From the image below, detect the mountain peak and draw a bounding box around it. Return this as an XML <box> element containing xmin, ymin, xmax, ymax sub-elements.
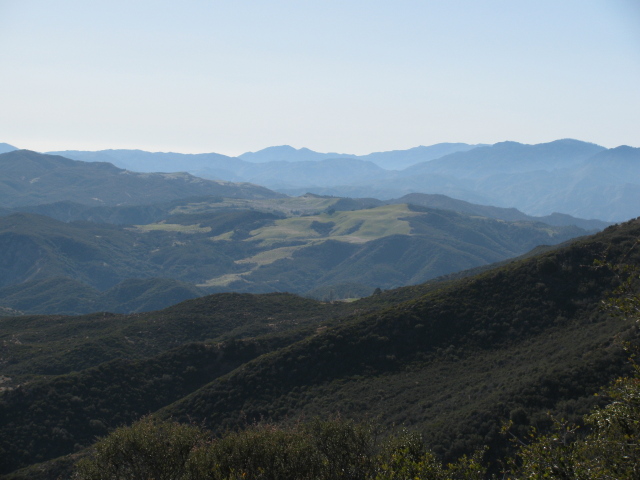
<box><xmin>240</xmin><ymin>145</ymin><xmax>300</xmax><ymax>156</ymax></box>
<box><xmin>0</xmin><ymin>142</ymin><xmax>18</xmax><ymax>154</ymax></box>
<box><xmin>239</xmin><ymin>146</ymin><xmax>355</xmax><ymax>163</ymax></box>
<box><xmin>610</xmin><ymin>145</ymin><xmax>639</xmax><ymax>153</ymax></box>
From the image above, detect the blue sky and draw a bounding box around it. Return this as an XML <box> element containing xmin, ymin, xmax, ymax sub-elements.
<box><xmin>1</xmin><ymin>0</ymin><xmax>639</xmax><ymax>156</ymax></box>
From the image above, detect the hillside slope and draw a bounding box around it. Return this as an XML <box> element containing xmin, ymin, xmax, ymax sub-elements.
<box><xmin>0</xmin><ymin>150</ymin><xmax>282</xmax><ymax>208</ymax></box>
<box><xmin>0</xmin><ymin>203</ymin><xmax>589</xmax><ymax>314</ymax></box>
<box><xmin>159</xmin><ymin>219</ymin><xmax>639</xmax><ymax>456</ymax></box>
<box><xmin>0</xmin><ymin>143</ymin><xmax>17</xmax><ymax>154</ymax></box>
<box><xmin>0</xmin><ymin>191</ymin><xmax>607</xmax><ymax>231</ymax></box>
<box><xmin>1</xmin><ymin>219</ymin><xmax>638</xmax><ymax>476</ymax></box>
<box><xmin>389</xmin><ymin>193</ymin><xmax>609</xmax><ymax>231</ymax></box>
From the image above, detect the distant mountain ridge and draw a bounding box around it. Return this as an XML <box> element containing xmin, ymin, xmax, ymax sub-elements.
<box><xmin>51</xmin><ymin>142</ymin><xmax>484</xmax><ymax>171</ymax></box>
<box><xmin>237</xmin><ymin>142</ymin><xmax>486</xmax><ymax>169</ymax></box>
<box><xmin>403</xmin><ymin>139</ymin><xmax>605</xmax><ymax>177</ymax></box>
<box><xmin>45</xmin><ymin>148</ymin><xmax>242</xmax><ymax>179</ymax></box>
<box><xmin>46</xmin><ymin>139</ymin><xmax>640</xmax><ymax>221</ymax></box>
<box><xmin>239</xmin><ymin>145</ymin><xmax>356</xmax><ymax>163</ymax></box>
<box><xmin>388</xmin><ymin>193</ymin><xmax>609</xmax><ymax>231</ymax></box>
<box><xmin>0</xmin><ymin>150</ymin><xmax>283</xmax><ymax>207</ymax></box>
<box><xmin>0</xmin><ymin>143</ymin><xmax>17</xmax><ymax>154</ymax></box>
<box><xmin>274</xmin><ymin>140</ymin><xmax>639</xmax><ymax>222</ymax></box>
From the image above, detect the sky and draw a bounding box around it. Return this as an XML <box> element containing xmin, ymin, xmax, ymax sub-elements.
<box><xmin>1</xmin><ymin>0</ymin><xmax>639</xmax><ymax>156</ymax></box>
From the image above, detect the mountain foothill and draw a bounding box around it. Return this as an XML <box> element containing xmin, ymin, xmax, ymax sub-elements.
<box><xmin>0</xmin><ymin>140</ymin><xmax>639</xmax><ymax>478</ymax></box>
<box><xmin>0</xmin><ymin>146</ymin><xmax>608</xmax><ymax>315</ymax></box>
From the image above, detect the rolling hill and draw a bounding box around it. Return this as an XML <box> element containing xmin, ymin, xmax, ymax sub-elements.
<box><xmin>0</xmin><ymin>191</ymin><xmax>607</xmax><ymax>231</ymax></box>
<box><xmin>0</xmin><ymin>147</ymin><xmax>613</xmax><ymax>317</ymax></box>
<box><xmin>1</xmin><ymin>217</ymin><xmax>638</xmax><ymax>477</ymax></box>
<box><xmin>0</xmin><ymin>150</ymin><xmax>283</xmax><ymax>208</ymax></box>
<box><xmin>0</xmin><ymin>201</ymin><xmax>590</xmax><ymax>314</ymax></box>
<box><xmin>0</xmin><ymin>277</ymin><xmax>207</xmax><ymax>315</ymax></box>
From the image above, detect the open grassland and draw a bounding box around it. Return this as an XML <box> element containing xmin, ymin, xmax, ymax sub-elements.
<box><xmin>247</xmin><ymin>204</ymin><xmax>421</xmax><ymax>246</ymax></box>
<box><xmin>149</xmin><ymin>204</ymin><xmax>583</xmax><ymax>292</ymax></box>
<box><xmin>169</xmin><ymin>195</ymin><xmax>340</xmax><ymax>217</ymax></box>
<box><xmin>124</xmin><ymin>205</ymin><xmax>426</xmax><ymax>290</ymax></box>
<box><xmin>196</xmin><ymin>272</ymin><xmax>250</xmax><ymax>288</ymax></box>
<box><xmin>132</xmin><ymin>222</ymin><xmax>212</xmax><ymax>234</ymax></box>
<box><xmin>234</xmin><ymin>245</ymin><xmax>312</xmax><ymax>266</ymax></box>
<box><xmin>196</xmin><ymin>205</ymin><xmax>424</xmax><ymax>286</ymax></box>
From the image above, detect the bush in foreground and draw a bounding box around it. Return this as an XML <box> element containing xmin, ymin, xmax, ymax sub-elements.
<box><xmin>73</xmin><ymin>417</ymin><xmax>486</xmax><ymax>480</ymax></box>
<box><xmin>72</xmin><ymin>366</ymin><xmax>640</xmax><ymax>480</ymax></box>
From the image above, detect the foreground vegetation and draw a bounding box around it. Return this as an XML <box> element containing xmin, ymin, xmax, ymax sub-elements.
<box><xmin>69</xmin><ymin>266</ymin><xmax>640</xmax><ymax>480</ymax></box>
<box><xmin>71</xmin><ymin>365</ymin><xmax>640</xmax><ymax>480</ymax></box>
<box><xmin>73</xmin><ymin>417</ymin><xmax>486</xmax><ymax>480</ymax></box>
<box><xmin>2</xmin><ymin>218</ymin><xmax>640</xmax><ymax>478</ymax></box>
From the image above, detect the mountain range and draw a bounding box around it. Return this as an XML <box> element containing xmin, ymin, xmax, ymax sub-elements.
<box><xmin>0</xmin><ymin>201</ymin><xmax>587</xmax><ymax>315</ymax></box>
<box><xmin>0</xmin><ymin>148</ymin><xmax>612</xmax><ymax>315</ymax></box>
<box><xmin>1</xmin><ymin>215</ymin><xmax>638</xmax><ymax>478</ymax></box>
<box><xmin>237</xmin><ymin>142</ymin><xmax>486</xmax><ymax>169</ymax></box>
<box><xmin>46</xmin><ymin>139</ymin><xmax>640</xmax><ymax>221</ymax></box>
<box><xmin>48</xmin><ymin>142</ymin><xmax>484</xmax><ymax>173</ymax></box>
<box><xmin>0</xmin><ymin>150</ymin><xmax>282</xmax><ymax>208</ymax></box>
<box><xmin>0</xmin><ymin>143</ymin><xmax>17</xmax><ymax>154</ymax></box>
<box><xmin>0</xmin><ymin>139</ymin><xmax>638</xmax><ymax>478</ymax></box>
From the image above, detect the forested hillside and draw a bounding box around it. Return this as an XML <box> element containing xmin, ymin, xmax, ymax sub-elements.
<box><xmin>0</xmin><ymin>150</ymin><xmax>282</xmax><ymax>208</ymax></box>
<box><xmin>0</xmin><ymin>202</ymin><xmax>589</xmax><ymax>314</ymax></box>
<box><xmin>0</xmin><ymin>149</ymin><xmax>611</xmax><ymax>315</ymax></box>
<box><xmin>1</xmin><ymin>218</ymin><xmax>638</xmax><ymax>478</ymax></box>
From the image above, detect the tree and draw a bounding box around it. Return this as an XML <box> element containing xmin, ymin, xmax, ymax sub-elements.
<box><xmin>509</xmin><ymin>372</ymin><xmax>640</xmax><ymax>479</ymax></box>
<box><xmin>508</xmin><ymin>260</ymin><xmax>640</xmax><ymax>479</ymax></box>
<box><xmin>73</xmin><ymin>416</ymin><xmax>206</xmax><ymax>480</ymax></box>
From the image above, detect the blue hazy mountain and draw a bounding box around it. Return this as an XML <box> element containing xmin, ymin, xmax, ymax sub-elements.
<box><xmin>402</xmin><ymin>139</ymin><xmax>604</xmax><ymax>177</ymax></box>
<box><xmin>387</xmin><ymin>140</ymin><xmax>635</xmax><ymax>221</ymax></box>
<box><xmin>358</xmin><ymin>142</ymin><xmax>487</xmax><ymax>169</ymax></box>
<box><xmin>46</xmin><ymin>149</ymin><xmax>245</xmax><ymax>180</ymax></box>
<box><xmin>0</xmin><ymin>150</ymin><xmax>283</xmax><ymax>207</ymax></box>
<box><xmin>49</xmin><ymin>148</ymin><xmax>387</xmax><ymax>188</ymax></box>
<box><xmin>47</xmin><ymin>139</ymin><xmax>639</xmax><ymax>221</ymax></box>
<box><xmin>0</xmin><ymin>142</ymin><xmax>18</xmax><ymax>154</ymax></box>
<box><xmin>238</xmin><ymin>143</ymin><xmax>484</xmax><ymax>168</ymax></box>
<box><xmin>265</xmin><ymin>140</ymin><xmax>638</xmax><ymax>222</ymax></box>
<box><xmin>239</xmin><ymin>145</ymin><xmax>356</xmax><ymax>163</ymax></box>
<box><xmin>51</xmin><ymin>143</ymin><xmax>485</xmax><ymax>175</ymax></box>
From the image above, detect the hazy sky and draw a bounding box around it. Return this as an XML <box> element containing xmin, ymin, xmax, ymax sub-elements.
<box><xmin>1</xmin><ymin>0</ymin><xmax>639</xmax><ymax>156</ymax></box>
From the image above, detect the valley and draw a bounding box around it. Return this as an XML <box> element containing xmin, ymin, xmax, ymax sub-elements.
<box><xmin>0</xmin><ymin>143</ymin><xmax>637</xmax><ymax>478</ymax></box>
<box><xmin>1</xmin><ymin>215</ymin><xmax>638</xmax><ymax>478</ymax></box>
<box><xmin>0</xmin><ymin>194</ymin><xmax>591</xmax><ymax>314</ymax></box>
<box><xmin>4</xmin><ymin>2</ymin><xmax>638</xmax><ymax>477</ymax></box>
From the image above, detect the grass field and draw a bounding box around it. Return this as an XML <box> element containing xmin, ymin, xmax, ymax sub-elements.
<box><xmin>132</xmin><ymin>223</ymin><xmax>212</xmax><ymax>234</ymax></box>
<box><xmin>194</xmin><ymin>205</ymin><xmax>423</xmax><ymax>288</ymax></box>
<box><xmin>235</xmin><ymin>245</ymin><xmax>312</xmax><ymax>266</ymax></box>
<box><xmin>247</xmin><ymin>204</ymin><xmax>420</xmax><ymax>246</ymax></box>
<box><xmin>169</xmin><ymin>195</ymin><xmax>340</xmax><ymax>217</ymax></box>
